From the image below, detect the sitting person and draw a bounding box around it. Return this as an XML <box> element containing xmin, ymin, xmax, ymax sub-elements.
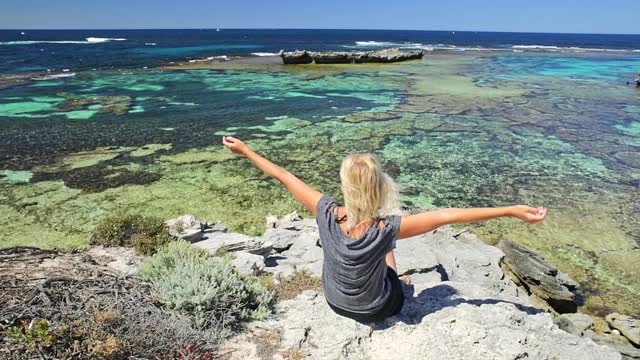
<box><xmin>222</xmin><ymin>136</ymin><xmax>547</xmax><ymax>323</ymax></box>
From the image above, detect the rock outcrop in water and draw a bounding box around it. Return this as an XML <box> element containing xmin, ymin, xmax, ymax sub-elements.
<box><xmin>279</xmin><ymin>48</ymin><xmax>424</xmax><ymax>65</ymax></box>
<box><xmin>279</xmin><ymin>50</ymin><xmax>313</xmax><ymax>64</ymax></box>
<box><xmin>497</xmin><ymin>239</ymin><xmax>580</xmax><ymax>313</ymax></box>
<box><xmin>162</xmin><ymin>213</ymin><xmax>627</xmax><ymax>359</ymax></box>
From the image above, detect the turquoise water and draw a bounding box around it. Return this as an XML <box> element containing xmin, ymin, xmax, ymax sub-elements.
<box><xmin>0</xmin><ymin>53</ymin><xmax>639</xmax><ymax>316</ymax></box>
<box><xmin>491</xmin><ymin>55</ymin><xmax>640</xmax><ymax>82</ymax></box>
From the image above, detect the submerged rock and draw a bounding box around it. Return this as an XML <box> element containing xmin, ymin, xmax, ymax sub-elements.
<box><xmin>497</xmin><ymin>239</ymin><xmax>579</xmax><ymax>313</ymax></box>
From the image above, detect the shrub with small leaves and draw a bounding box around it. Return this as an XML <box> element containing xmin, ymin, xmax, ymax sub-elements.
<box><xmin>138</xmin><ymin>241</ymin><xmax>275</xmax><ymax>331</ymax></box>
<box><xmin>90</xmin><ymin>213</ymin><xmax>172</xmax><ymax>255</ymax></box>
<box><xmin>5</xmin><ymin>319</ymin><xmax>57</xmax><ymax>352</ymax></box>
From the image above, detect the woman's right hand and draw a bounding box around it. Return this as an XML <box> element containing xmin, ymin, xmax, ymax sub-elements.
<box><xmin>510</xmin><ymin>205</ymin><xmax>548</xmax><ymax>223</ymax></box>
<box><xmin>222</xmin><ymin>136</ymin><xmax>249</xmax><ymax>155</ymax></box>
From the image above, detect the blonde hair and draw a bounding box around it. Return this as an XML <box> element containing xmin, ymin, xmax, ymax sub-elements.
<box><xmin>339</xmin><ymin>153</ymin><xmax>399</xmax><ymax>232</ymax></box>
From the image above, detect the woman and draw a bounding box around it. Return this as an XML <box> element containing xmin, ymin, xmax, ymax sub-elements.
<box><xmin>222</xmin><ymin>136</ymin><xmax>547</xmax><ymax>323</ymax></box>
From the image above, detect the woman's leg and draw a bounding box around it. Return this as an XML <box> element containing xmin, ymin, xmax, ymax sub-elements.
<box><xmin>385</xmin><ymin>251</ymin><xmax>411</xmax><ymax>285</ymax></box>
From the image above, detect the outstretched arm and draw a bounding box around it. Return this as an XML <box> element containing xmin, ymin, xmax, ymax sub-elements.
<box><xmin>398</xmin><ymin>205</ymin><xmax>547</xmax><ymax>239</ymax></box>
<box><xmin>222</xmin><ymin>136</ymin><xmax>323</xmax><ymax>215</ymax></box>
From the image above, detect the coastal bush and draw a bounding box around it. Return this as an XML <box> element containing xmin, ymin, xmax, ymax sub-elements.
<box><xmin>90</xmin><ymin>213</ymin><xmax>171</xmax><ymax>255</ymax></box>
<box><xmin>138</xmin><ymin>241</ymin><xmax>276</xmax><ymax>331</ymax></box>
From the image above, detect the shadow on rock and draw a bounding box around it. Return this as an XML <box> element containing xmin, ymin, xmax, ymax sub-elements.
<box><xmin>374</xmin><ymin>284</ymin><xmax>544</xmax><ymax>329</ymax></box>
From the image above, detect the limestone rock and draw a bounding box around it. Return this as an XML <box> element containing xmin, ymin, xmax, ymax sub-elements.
<box><xmin>279</xmin><ymin>48</ymin><xmax>424</xmax><ymax>65</ymax></box>
<box><xmin>311</xmin><ymin>51</ymin><xmax>356</xmax><ymax>64</ymax></box>
<box><xmin>354</xmin><ymin>48</ymin><xmax>424</xmax><ymax>63</ymax></box>
<box><xmin>554</xmin><ymin>315</ymin><xmax>581</xmax><ymax>336</ymax></box>
<box><xmin>606</xmin><ymin>313</ymin><xmax>640</xmax><ymax>347</ymax></box>
<box><xmin>279</xmin><ymin>50</ymin><xmax>313</xmax><ymax>64</ymax></box>
<box><xmin>231</xmin><ymin>251</ymin><xmax>266</xmax><ymax>275</ymax></box>
<box><xmin>393</xmin><ymin>236</ymin><xmax>439</xmax><ymax>276</ymax></box>
<box><xmin>224</xmin><ymin>222</ymin><xmax>621</xmax><ymax>360</ymax></box>
<box><xmin>262</xmin><ymin>212</ymin><xmax>323</xmax><ymax>276</ymax></box>
<box><xmin>497</xmin><ymin>239</ymin><xmax>579</xmax><ymax>313</ymax></box>
<box><xmin>559</xmin><ymin>313</ymin><xmax>595</xmax><ymax>335</ymax></box>
<box><xmin>165</xmin><ymin>214</ymin><xmax>225</xmax><ymax>242</ymax></box>
<box><xmin>262</xmin><ymin>211</ymin><xmax>318</xmax><ymax>252</ymax></box>
<box><xmin>85</xmin><ymin>246</ymin><xmax>142</xmax><ymax>275</ymax></box>
<box><xmin>225</xmin><ymin>282</ymin><xmax>619</xmax><ymax>360</ymax></box>
<box><xmin>194</xmin><ymin>232</ymin><xmax>272</xmax><ymax>256</ymax></box>
<box><xmin>592</xmin><ymin>335</ymin><xmax>640</xmax><ymax>359</ymax></box>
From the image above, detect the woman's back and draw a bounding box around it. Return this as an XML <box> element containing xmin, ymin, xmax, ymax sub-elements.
<box><xmin>316</xmin><ymin>195</ymin><xmax>401</xmax><ymax>315</ymax></box>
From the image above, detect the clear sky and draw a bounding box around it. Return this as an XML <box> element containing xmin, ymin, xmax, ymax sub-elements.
<box><xmin>1</xmin><ymin>0</ymin><xmax>639</xmax><ymax>34</ymax></box>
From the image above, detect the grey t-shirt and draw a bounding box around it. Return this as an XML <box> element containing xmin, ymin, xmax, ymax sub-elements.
<box><xmin>315</xmin><ymin>194</ymin><xmax>402</xmax><ymax>314</ymax></box>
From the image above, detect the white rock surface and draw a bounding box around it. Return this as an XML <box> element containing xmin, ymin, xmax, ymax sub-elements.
<box><xmin>230</xmin><ymin>251</ymin><xmax>266</xmax><ymax>275</ymax></box>
<box><xmin>85</xmin><ymin>246</ymin><xmax>142</xmax><ymax>275</ymax></box>
<box><xmin>194</xmin><ymin>232</ymin><xmax>272</xmax><ymax>256</ymax></box>
<box><xmin>220</xmin><ymin>213</ymin><xmax>623</xmax><ymax>360</ymax></box>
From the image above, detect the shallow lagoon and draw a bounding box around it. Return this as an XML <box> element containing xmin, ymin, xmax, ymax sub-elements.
<box><xmin>0</xmin><ymin>53</ymin><xmax>639</xmax><ymax>316</ymax></box>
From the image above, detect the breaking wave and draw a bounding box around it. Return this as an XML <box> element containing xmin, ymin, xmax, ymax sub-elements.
<box><xmin>0</xmin><ymin>37</ymin><xmax>127</xmax><ymax>45</ymax></box>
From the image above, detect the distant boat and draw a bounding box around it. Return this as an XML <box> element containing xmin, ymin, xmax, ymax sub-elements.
<box><xmin>21</xmin><ymin>31</ymin><xmax>25</xmax><ymax>35</ymax></box>
<box><xmin>216</xmin><ymin>28</ymin><xmax>221</xmax><ymax>32</ymax></box>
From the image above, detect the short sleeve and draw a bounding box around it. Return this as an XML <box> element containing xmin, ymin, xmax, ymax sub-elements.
<box><xmin>315</xmin><ymin>194</ymin><xmax>337</xmax><ymax>225</ymax></box>
<box><xmin>384</xmin><ymin>215</ymin><xmax>402</xmax><ymax>251</ymax></box>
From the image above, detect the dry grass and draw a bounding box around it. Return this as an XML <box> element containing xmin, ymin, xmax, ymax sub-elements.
<box><xmin>281</xmin><ymin>348</ymin><xmax>305</xmax><ymax>360</ymax></box>
<box><xmin>274</xmin><ymin>269</ymin><xmax>322</xmax><ymax>301</ymax></box>
<box><xmin>253</xmin><ymin>330</ymin><xmax>282</xmax><ymax>360</ymax></box>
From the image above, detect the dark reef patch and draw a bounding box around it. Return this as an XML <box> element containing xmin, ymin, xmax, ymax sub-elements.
<box><xmin>32</xmin><ymin>166</ymin><xmax>162</xmax><ymax>193</ymax></box>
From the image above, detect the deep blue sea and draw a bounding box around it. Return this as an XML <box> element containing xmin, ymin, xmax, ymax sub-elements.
<box><xmin>1</xmin><ymin>29</ymin><xmax>640</xmax><ymax>73</ymax></box>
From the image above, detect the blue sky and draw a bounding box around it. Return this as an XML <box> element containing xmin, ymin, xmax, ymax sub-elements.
<box><xmin>1</xmin><ymin>0</ymin><xmax>639</xmax><ymax>34</ymax></box>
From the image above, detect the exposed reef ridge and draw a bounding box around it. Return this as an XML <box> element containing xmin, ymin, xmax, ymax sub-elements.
<box><xmin>279</xmin><ymin>48</ymin><xmax>424</xmax><ymax>64</ymax></box>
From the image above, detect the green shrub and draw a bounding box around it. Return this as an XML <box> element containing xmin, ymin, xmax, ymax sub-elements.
<box><xmin>5</xmin><ymin>319</ymin><xmax>57</xmax><ymax>352</ymax></box>
<box><xmin>138</xmin><ymin>241</ymin><xmax>275</xmax><ymax>330</ymax></box>
<box><xmin>90</xmin><ymin>213</ymin><xmax>172</xmax><ymax>255</ymax></box>
<box><xmin>132</xmin><ymin>233</ymin><xmax>169</xmax><ymax>256</ymax></box>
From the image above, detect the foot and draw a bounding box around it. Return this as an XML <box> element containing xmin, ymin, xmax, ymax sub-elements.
<box><xmin>399</xmin><ymin>274</ymin><xmax>411</xmax><ymax>285</ymax></box>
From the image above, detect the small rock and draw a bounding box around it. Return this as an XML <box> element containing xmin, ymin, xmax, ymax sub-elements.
<box><xmin>194</xmin><ymin>232</ymin><xmax>272</xmax><ymax>256</ymax></box>
<box><xmin>165</xmin><ymin>214</ymin><xmax>207</xmax><ymax>242</ymax></box>
<box><xmin>554</xmin><ymin>316</ymin><xmax>581</xmax><ymax>336</ymax></box>
<box><xmin>299</xmin><ymin>290</ymin><xmax>318</xmax><ymax>301</ymax></box>
<box><xmin>606</xmin><ymin>312</ymin><xmax>640</xmax><ymax>347</ymax></box>
<box><xmin>560</xmin><ymin>313</ymin><xmax>595</xmax><ymax>335</ymax></box>
<box><xmin>230</xmin><ymin>252</ymin><xmax>266</xmax><ymax>276</ymax></box>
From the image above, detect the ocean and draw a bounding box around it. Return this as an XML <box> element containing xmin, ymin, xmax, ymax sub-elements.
<box><xmin>0</xmin><ymin>29</ymin><xmax>639</xmax><ymax>316</ymax></box>
<box><xmin>1</xmin><ymin>29</ymin><xmax>640</xmax><ymax>73</ymax></box>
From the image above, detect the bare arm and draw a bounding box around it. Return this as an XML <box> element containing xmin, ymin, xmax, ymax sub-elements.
<box><xmin>222</xmin><ymin>136</ymin><xmax>323</xmax><ymax>214</ymax></box>
<box><xmin>398</xmin><ymin>205</ymin><xmax>547</xmax><ymax>240</ymax></box>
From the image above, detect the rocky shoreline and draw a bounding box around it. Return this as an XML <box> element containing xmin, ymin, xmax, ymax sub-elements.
<box><xmin>279</xmin><ymin>48</ymin><xmax>424</xmax><ymax>64</ymax></box>
<box><xmin>117</xmin><ymin>213</ymin><xmax>640</xmax><ymax>358</ymax></box>
<box><xmin>2</xmin><ymin>210</ymin><xmax>639</xmax><ymax>359</ymax></box>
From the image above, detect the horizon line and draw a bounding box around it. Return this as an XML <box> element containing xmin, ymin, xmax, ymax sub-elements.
<box><xmin>1</xmin><ymin>27</ymin><xmax>639</xmax><ymax>36</ymax></box>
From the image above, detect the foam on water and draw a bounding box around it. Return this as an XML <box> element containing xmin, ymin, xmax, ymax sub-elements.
<box><xmin>0</xmin><ymin>37</ymin><xmax>126</xmax><ymax>45</ymax></box>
